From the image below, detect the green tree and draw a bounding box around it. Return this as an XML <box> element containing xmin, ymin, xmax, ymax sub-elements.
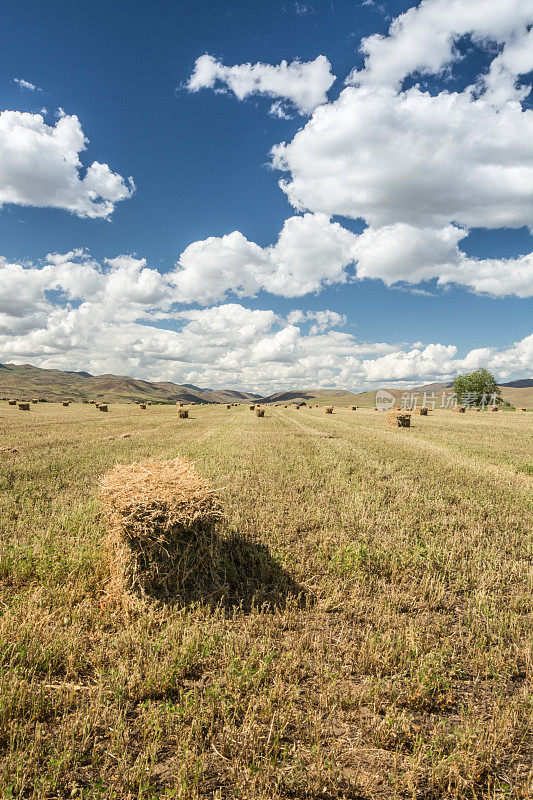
<box><xmin>453</xmin><ymin>369</ymin><xmax>501</xmax><ymax>407</ymax></box>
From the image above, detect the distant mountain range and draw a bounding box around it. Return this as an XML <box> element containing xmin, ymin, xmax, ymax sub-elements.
<box><xmin>0</xmin><ymin>362</ymin><xmax>531</xmax><ymax>408</ymax></box>
<box><xmin>0</xmin><ymin>363</ymin><xmax>259</xmax><ymax>404</ymax></box>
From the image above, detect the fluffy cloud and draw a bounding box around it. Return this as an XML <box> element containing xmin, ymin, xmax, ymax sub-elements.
<box><xmin>186</xmin><ymin>54</ymin><xmax>334</xmax><ymax>115</ymax></box>
<box><xmin>173</xmin><ymin>213</ymin><xmax>358</xmax><ymax>303</ymax></box>
<box><xmin>272</xmin><ymin>86</ymin><xmax>533</xmax><ymax>231</ymax></box>
<box><xmin>1</xmin><ymin>251</ymin><xmax>532</xmax><ymax>391</ymax></box>
<box><xmin>0</xmin><ymin>111</ymin><xmax>134</xmax><ymax>218</ymax></box>
<box><xmin>352</xmin><ymin>224</ymin><xmax>533</xmax><ymax>297</ymax></box>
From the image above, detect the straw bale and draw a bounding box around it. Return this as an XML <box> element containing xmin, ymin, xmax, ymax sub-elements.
<box><xmin>325</xmin><ymin>406</ymin><xmax>333</xmax><ymax>414</ymax></box>
<box><xmin>98</xmin><ymin>404</ymin><xmax>109</xmax><ymax>412</ymax></box>
<box><xmin>455</xmin><ymin>406</ymin><xmax>466</xmax><ymax>413</ymax></box>
<box><xmin>226</xmin><ymin>404</ymin><xmax>231</xmax><ymax>409</ymax></box>
<box><xmin>350</xmin><ymin>406</ymin><xmax>357</xmax><ymax>411</ymax></box>
<box><xmin>387</xmin><ymin>411</ymin><xmax>411</xmax><ymax>428</ymax></box>
<box><xmin>62</xmin><ymin>401</ymin><xmax>70</xmax><ymax>407</ymax></box>
<box><xmin>178</xmin><ymin>409</ymin><xmax>189</xmax><ymax>418</ymax></box>
<box><xmin>18</xmin><ymin>402</ymin><xmax>30</xmax><ymax>411</ymax></box>
<box><xmin>139</xmin><ymin>403</ymin><xmax>147</xmax><ymax>410</ymax></box>
<box><xmin>491</xmin><ymin>406</ymin><xmax>499</xmax><ymax>412</ymax></box>
<box><xmin>249</xmin><ymin>405</ymin><xmax>256</xmax><ymax>410</ymax></box>
<box><xmin>417</xmin><ymin>406</ymin><xmax>428</xmax><ymax>415</ymax></box>
<box><xmin>255</xmin><ymin>408</ymin><xmax>265</xmax><ymax>417</ymax></box>
<box><xmin>8</xmin><ymin>400</ymin><xmax>16</xmax><ymax>406</ymax></box>
<box><xmin>31</xmin><ymin>399</ymin><xmax>38</xmax><ymax>404</ymax></box>
<box><xmin>99</xmin><ymin>457</ymin><xmax>223</xmax><ymax>602</ymax></box>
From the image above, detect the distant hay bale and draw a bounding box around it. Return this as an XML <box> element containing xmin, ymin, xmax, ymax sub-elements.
<box><xmin>226</xmin><ymin>404</ymin><xmax>231</xmax><ymax>409</ymax></box>
<box><xmin>31</xmin><ymin>399</ymin><xmax>38</xmax><ymax>404</ymax></box>
<box><xmin>455</xmin><ymin>406</ymin><xmax>466</xmax><ymax>413</ymax></box>
<box><xmin>62</xmin><ymin>401</ymin><xmax>70</xmax><ymax>407</ymax></box>
<box><xmin>325</xmin><ymin>406</ymin><xmax>333</xmax><ymax>414</ymax></box>
<box><xmin>139</xmin><ymin>403</ymin><xmax>147</xmax><ymax>410</ymax></box>
<box><xmin>90</xmin><ymin>400</ymin><xmax>95</xmax><ymax>404</ymax></box>
<box><xmin>387</xmin><ymin>411</ymin><xmax>411</xmax><ymax>428</ymax></box>
<box><xmin>417</xmin><ymin>406</ymin><xmax>428</xmax><ymax>415</ymax></box>
<box><xmin>18</xmin><ymin>402</ymin><xmax>30</xmax><ymax>411</ymax></box>
<box><xmin>99</xmin><ymin>457</ymin><xmax>223</xmax><ymax>602</ymax></box>
<box><xmin>518</xmin><ymin>408</ymin><xmax>526</xmax><ymax>412</ymax></box>
<box><xmin>8</xmin><ymin>400</ymin><xmax>16</xmax><ymax>406</ymax></box>
<box><xmin>491</xmin><ymin>406</ymin><xmax>499</xmax><ymax>412</ymax></box>
<box><xmin>98</xmin><ymin>404</ymin><xmax>109</xmax><ymax>412</ymax></box>
<box><xmin>249</xmin><ymin>405</ymin><xmax>256</xmax><ymax>410</ymax></box>
<box><xmin>350</xmin><ymin>406</ymin><xmax>357</xmax><ymax>411</ymax></box>
<box><xmin>178</xmin><ymin>409</ymin><xmax>189</xmax><ymax>418</ymax></box>
<box><xmin>255</xmin><ymin>408</ymin><xmax>265</xmax><ymax>417</ymax></box>
<box><xmin>147</xmin><ymin>401</ymin><xmax>152</xmax><ymax>405</ymax></box>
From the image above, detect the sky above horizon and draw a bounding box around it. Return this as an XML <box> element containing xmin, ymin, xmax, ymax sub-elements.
<box><xmin>0</xmin><ymin>0</ymin><xmax>532</xmax><ymax>392</ymax></box>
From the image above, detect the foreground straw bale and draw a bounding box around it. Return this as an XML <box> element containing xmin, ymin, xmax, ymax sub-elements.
<box><xmin>18</xmin><ymin>402</ymin><xmax>30</xmax><ymax>411</ymax></box>
<box><xmin>255</xmin><ymin>408</ymin><xmax>265</xmax><ymax>417</ymax></box>
<box><xmin>325</xmin><ymin>406</ymin><xmax>333</xmax><ymax>414</ymax></box>
<box><xmin>98</xmin><ymin>404</ymin><xmax>108</xmax><ymax>412</ymax></box>
<box><xmin>387</xmin><ymin>411</ymin><xmax>411</xmax><ymax>427</ymax></box>
<box><xmin>178</xmin><ymin>408</ymin><xmax>189</xmax><ymax>418</ymax></box>
<box><xmin>99</xmin><ymin>458</ymin><xmax>223</xmax><ymax>603</ymax></box>
<box><xmin>416</xmin><ymin>406</ymin><xmax>428</xmax><ymax>415</ymax></box>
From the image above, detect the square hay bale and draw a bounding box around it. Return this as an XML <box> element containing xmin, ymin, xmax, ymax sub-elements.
<box><xmin>178</xmin><ymin>408</ymin><xmax>189</xmax><ymax>418</ymax></box>
<box><xmin>518</xmin><ymin>408</ymin><xmax>526</xmax><ymax>412</ymax></box>
<box><xmin>8</xmin><ymin>400</ymin><xmax>16</xmax><ymax>406</ymax></box>
<box><xmin>255</xmin><ymin>408</ymin><xmax>265</xmax><ymax>417</ymax></box>
<box><xmin>350</xmin><ymin>406</ymin><xmax>357</xmax><ymax>411</ymax></box>
<box><xmin>139</xmin><ymin>403</ymin><xmax>147</xmax><ymax>410</ymax></box>
<box><xmin>18</xmin><ymin>402</ymin><xmax>30</xmax><ymax>411</ymax></box>
<box><xmin>62</xmin><ymin>401</ymin><xmax>70</xmax><ymax>407</ymax></box>
<box><xmin>99</xmin><ymin>457</ymin><xmax>223</xmax><ymax>602</ymax></box>
<box><xmin>387</xmin><ymin>411</ymin><xmax>411</xmax><ymax>428</ymax></box>
<box><xmin>98</xmin><ymin>404</ymin><xmax>109</xmax><ymax>412</ymax></box>
<box><xmin>491</xmin><ymin>406</ymin><xmax>499</xmax><ymax>412</ymax></box>
<box><xmin>454</xmin><ymin>406</ymin><xmax>466</xmax><ymax>413</ymax></box>
<box><xmin>417</xmin><ymin>406</ymin><xmax>428</xmax><ymax>415</ymax></box>
<box><xmin>249</xmin><ymin>405</ymin><xmax>256</xmax><ymax>410</ymax></box>
<box><xmin>31</xmin><ymin>399</ymin><xmax>38</xmax><ymax>404</ymax></box>
<box><xmin>325</xmin><ymin>406</ymin><xmax>333</xmax><ymax>414</ymax></box>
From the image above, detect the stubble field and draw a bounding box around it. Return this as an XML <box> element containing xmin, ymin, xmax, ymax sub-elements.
<box><xmin>0</xmin><ymin>402</ymin><xmax>532</xmax><ymax>799</ymax></box>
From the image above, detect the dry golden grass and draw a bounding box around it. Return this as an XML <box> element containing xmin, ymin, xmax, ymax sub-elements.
<box><xmin>0</xmin><ymin>401</ymin><xmax>531</xmax><ymax>799</ymax></box>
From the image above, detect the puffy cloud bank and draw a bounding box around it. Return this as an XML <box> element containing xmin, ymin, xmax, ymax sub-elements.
<box><xmin>1</xmin><ymin>250</ymin><xmax>531</xmax><ymax>391</ymax></box>
<box><xmin>0</xmin><ymin>111</ymin><xmax>134</xmax><ymax>218</ymax></box>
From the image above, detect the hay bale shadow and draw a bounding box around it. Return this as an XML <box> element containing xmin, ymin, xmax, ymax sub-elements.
<box><xmin>121</xmin><ymin>523</ymin><xmax>305</xmax><ymax>613</ymax></box>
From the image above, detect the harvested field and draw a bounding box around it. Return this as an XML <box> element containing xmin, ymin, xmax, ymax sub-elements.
<box><xmin>0</xmin><ymin>402</ymin><xmax>531</xmax><ymax>800</ymax></box>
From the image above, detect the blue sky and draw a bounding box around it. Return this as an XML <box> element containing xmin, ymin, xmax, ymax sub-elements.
<box><xmin>0</xmin><ymin>0</ymin><xmax>532</xmax><ymax>391</ymax></box>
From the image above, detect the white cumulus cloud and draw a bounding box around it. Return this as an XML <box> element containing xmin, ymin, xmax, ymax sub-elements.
<box><xmin>0</xmin><ymin>111</ymin><xmax>134</xmax><ymax>218</ymax></box>
<box><xmin>186</xmin><ymin>54</ymin><xmax>335</xmax><ymax>115</ymax></box>
<box><xmin>172</xmin><ymin>213</ymin><xmax>358</xmax><ymax>304</ymax></box>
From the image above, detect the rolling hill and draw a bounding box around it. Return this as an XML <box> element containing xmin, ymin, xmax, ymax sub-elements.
<box><xmin>0</xmin><ymin>363</ymin><xmax>259</xmax><ymax>404</ymax></box>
